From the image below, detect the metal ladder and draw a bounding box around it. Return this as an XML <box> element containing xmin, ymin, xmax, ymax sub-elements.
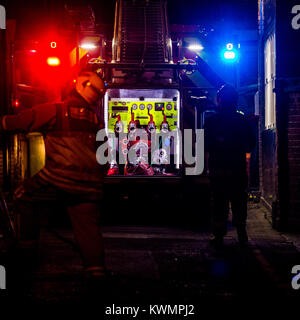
<box><xmin>113</xmin><ymin>0</ymin><xmax>171</xmax><ymax>63</ymax></box>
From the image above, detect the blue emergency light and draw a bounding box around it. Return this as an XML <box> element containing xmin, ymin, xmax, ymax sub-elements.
<box><xmin>222</xmin><ymin>43</ymin><xmax>238</xmax><ymax>62</ymax></box>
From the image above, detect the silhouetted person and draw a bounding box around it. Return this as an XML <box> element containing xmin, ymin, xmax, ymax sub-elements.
<box><xmin>204</xmin><ymin>85</ymin><xmax>256</xmax><ymax>247</ymax></box>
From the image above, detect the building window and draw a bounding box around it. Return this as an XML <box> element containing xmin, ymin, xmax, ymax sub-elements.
<box><xmin>264</xmin><ymin>33</ymin><xmax>276</xmax><ymax>129</ymax></box>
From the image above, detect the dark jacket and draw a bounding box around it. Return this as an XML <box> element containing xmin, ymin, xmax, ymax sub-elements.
<box><xmin>204</xmin><ymin>111</ymin><xmax>256</xmax><ymax>177</ymax></box>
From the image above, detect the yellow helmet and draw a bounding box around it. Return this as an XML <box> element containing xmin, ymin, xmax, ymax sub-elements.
<box><xmin>75</xmin><ymin>71</ymin><xmax>105</xmax><ymax>104</ymax></box>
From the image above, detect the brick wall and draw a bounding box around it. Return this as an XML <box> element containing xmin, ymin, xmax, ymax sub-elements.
<box><xmin>287</xmin><ymin>92</ymin><xmax>300</xmax><ymax>225</ymax></box>
<box><xmin>261</xmin><ymin>128</ymin><xmax>277</xmax><ymax>207</ymax></box>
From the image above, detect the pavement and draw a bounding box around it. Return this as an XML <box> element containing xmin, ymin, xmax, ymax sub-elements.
<box><xmin>1</xmin><ymin>202</ymin><xmax>300</xmax><ymax>312</ymax></box>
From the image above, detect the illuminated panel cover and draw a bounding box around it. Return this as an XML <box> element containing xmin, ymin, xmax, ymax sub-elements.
<box><xmin>107</xmin><ymin>100</ymin><xmax>178</xmax><ymax>133</ymax></box>
<box><xmin>104</xmin><ymin>89</ymin><xmax>181</xmax><ymax>170</ymax></box>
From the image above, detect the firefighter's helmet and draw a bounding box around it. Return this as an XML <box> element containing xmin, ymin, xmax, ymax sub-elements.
<box><xmin>75</xmin><ymin>71</ymin><xmax>105</xmax><ymax>104</ymax></box>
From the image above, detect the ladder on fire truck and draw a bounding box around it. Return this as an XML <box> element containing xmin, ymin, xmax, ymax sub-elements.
<box><xmin>91</xmin><ymin>0</ymin><xmax>224</xmax><ymax>88</ymax></box>
<box><xmin>113</xmin><ymin>0</ymin><xmax>171</xmax><ymax>64</ymax></box>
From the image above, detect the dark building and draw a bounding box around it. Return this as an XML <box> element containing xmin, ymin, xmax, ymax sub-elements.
<box><xmin>258</xmin><ymin>0</ymin><xmax>300</xmax><ymax>230</ymax></box>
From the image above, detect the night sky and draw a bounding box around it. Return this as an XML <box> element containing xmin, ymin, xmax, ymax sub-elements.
<box><xmin>3</xmin><ymin>0</ymin><xmax>257</xmax><ymax>31</ymax></box>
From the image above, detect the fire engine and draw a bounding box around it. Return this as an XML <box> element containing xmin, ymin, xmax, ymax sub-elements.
<box><xmin>87</xmin><ymin>0</ymin><xmax>226</xmax><ymax>222</ymax></box>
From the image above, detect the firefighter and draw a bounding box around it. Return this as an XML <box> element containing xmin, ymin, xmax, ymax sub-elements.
<box><xmin>204</xmin><ymin>84</ymin><xmax>256</xmax><ymax>247</ymax></box>
<box><xmin>0</xmin><ymin>70</ymin><xmax>107</xmax><ymax>280</ymax></box>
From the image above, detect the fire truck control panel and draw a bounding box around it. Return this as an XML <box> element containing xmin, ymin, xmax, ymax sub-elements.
<box><xmin>107</xmin><ymin>99</ymin><xmax>178</xmax><ymax>133</ymax></box>
<box><xmin>104</xmin><ymin>89</ymin><xmax>181</xmax><ymax>176</ymax></box>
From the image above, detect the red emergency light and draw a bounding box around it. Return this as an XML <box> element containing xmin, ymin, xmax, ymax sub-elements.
<box><xmin>21</xmin><ymin>34</ymin><xmax>74</xmax><ymax>96</ymax></box>
<box><xmin>13</xmin><ymin>99</ymin><xmax>20</xmax><ymax>107</ymax></box>
<box><xmin>47</xmin><ymin>57</ymin><xmax>61</xmax><ymax>66</ymax></box>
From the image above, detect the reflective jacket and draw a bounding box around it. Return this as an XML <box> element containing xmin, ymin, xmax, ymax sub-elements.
<box><xmin>1</xmin><ymin>95</ymin><xmax>104</xmax><ymax>199</ymax></box>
